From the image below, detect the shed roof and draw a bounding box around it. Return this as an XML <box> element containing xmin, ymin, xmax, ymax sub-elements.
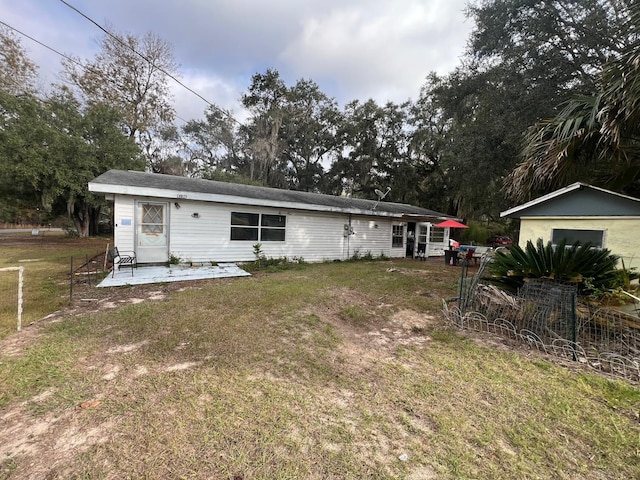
<box><xmin>501</xmin><ymin>182</ymin><xmax>640</xmax><ymax>218</ymax></box>
<box><xmin>90</xmin><ymin>170</ymin><xmax>453</xmax><ymax>220</ymax></box>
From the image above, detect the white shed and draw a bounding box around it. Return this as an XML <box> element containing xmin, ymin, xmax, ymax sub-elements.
<box><xmin>89</xmin><ymin>170</ymin><xmax>456</xmax><ymax>264</ymax></box>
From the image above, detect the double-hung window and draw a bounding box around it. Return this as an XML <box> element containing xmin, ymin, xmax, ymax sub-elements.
<box><xmin>392</xmin><ymin>224</ymin><xmax>404</xmax><ymax>247</ymax></box>
<box><xmin>231</xmin><ymin>212</ymin><xmax>286</xmax><ymax>241</ymax></box>
<box><xmin>260</xmin><ymin>214</ymin><xmax>286</xmax><ymax>241</ymax></box>
<box><xmin>230</xmin><ymin>212</ymin><xmax>259</xmax><ymax>241</ymax></box>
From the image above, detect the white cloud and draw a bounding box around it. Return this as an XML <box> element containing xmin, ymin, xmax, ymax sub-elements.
<box><xmin>171</xmin><ymin>70</ymin><xmax>249</xmax><ymax>124</ymax></box>
<box><xmin>281</xmin><ymin>0</ymin><xmax>470</xmax><ymax>104</ymax></box>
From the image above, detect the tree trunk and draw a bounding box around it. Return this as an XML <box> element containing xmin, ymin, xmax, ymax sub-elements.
<box><xmin>68</xmin><ymin>196</ymin><xmax>90</xmax><ymax>238</ymax></box>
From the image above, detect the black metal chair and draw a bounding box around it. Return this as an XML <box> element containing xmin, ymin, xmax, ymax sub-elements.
<box><xmin>107</xmin><ymin>247</ymin><xmax>137</xmax><ymax>277</ymax></box>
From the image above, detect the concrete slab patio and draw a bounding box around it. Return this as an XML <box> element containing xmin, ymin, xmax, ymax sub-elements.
<box><xmin>98</xmin><ymin>263</ymin><xmax>251</xmax><ymax>287</ymax></box>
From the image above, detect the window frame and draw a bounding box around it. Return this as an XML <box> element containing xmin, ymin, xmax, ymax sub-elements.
<box><xmin>429</xmin><ymin>227</ymin><xmax>445</xmax><ymax>243</ymax></box>
<box><xmin>230</xmin><ymin>212</ymin><xmax>259</xmax><ymax>241</ymax></box>
<box><xmin>392</xmin><ymin>224</ymin><xmax>404</xmax><ymax>248</ymax></box>
<box><xmin>230</xmin><ymin>212</ymin><xmax>286</xmax><ymax>242</ymax></box>
<box><xmin>551</xmin><ymin>228</ymin><xmax>605</xmax><ymax>248</ymax></box>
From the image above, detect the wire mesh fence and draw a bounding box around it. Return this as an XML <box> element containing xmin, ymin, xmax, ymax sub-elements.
<box><xmin>0</xmin><ymin>266</ymin><xmax>24</xmax><ymax>334</ymax></box>
<box><xmin>444</xmin><ymin>256</ymin><xmax>640</xmax><ymax>383</ymax></box>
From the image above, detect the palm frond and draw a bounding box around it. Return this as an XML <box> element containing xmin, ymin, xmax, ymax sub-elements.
<box><xmin>506</xmin><ymin>3</ymin><xmax>640</xmax><ymax>202</ymax></box>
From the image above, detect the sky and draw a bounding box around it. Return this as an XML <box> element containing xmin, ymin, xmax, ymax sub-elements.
<box><xmin>0</xmin><ymin>0</ymin><xmax>474</xmax><ymax>124</ymax></box>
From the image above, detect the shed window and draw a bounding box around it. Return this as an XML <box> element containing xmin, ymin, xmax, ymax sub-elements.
<box><xmin>392</xmin><ymin>225</ymin><xmax>404</xmax><ymax>248</ymax></box>
<box><xmin>551</xmin><ymin>229</ymin><xmax>605</xmax><ymax>248</ymax></box>
<box><xmin>230</xmin><ymin>212</ymin><xmax>286</xmax><ymax>242</ymax></box>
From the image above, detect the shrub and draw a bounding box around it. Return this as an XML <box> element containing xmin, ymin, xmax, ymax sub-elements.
<box><xmin>487</xmin><ymin>238</ymin><xmax>629</xmax><ymax>297</ymax></box>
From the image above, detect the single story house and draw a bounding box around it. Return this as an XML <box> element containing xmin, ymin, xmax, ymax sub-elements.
<box><xmin>501</xmin><ymin>182</ymin><xmax>640</xmax><ymax>267</ymax></box>
<box><xmin>89</xmin><ymin>170</ymin><xmax>458</xmax><ymax>265</ymax></box>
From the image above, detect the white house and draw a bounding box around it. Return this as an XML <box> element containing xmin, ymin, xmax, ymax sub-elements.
<box><xmin>89</xmin><ymin>170</ymin><xmax>457</xmax><ymax>264</ymax></box>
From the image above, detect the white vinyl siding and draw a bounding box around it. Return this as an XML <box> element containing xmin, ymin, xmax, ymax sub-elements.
<box><xmin>349</xmin><ymin>217</ymin><xmax>393</xmax><ymax>258</ymax></box>
<box><xmin>160</xmin><ymin>200</ymin><xmax>401</xmax><ymax>263</ymax></box>
<box><xmin>113</xmin><ymin>195</ymin><xmax>135</xmax><ymax>252</ymax></box>
<box><xmin>111</xmin><ymin>194</ymin><xmax>415</xmax><ymax>264</ymax></box>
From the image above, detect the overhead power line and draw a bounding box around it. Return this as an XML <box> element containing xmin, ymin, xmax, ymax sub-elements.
<box><xmin>0</xmin><ymin>19</ymin><xmax>143</xmax><ymax>98</ymax></box>
<box><xmin>0</xmin><ymin>19</ymin><xmax>86</xmax><ymax>72</ymax></box>
<box><xmin>58</xmin><ymin>0</ymin><xmax>242</xmax><ymax>126</ymax></box>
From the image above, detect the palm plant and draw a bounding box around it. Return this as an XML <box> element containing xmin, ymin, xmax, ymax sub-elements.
<box><xmin>505</xmin><ymin>3</ymin><xmax>640</xmax><ymax>202</ymax></box>
<box><xmin>487</xmin><ymin>238</ymin><xmax>622</xmax><ymax>296</ymax></box>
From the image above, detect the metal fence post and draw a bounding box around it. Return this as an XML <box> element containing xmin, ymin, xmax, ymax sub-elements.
<box><xmin>69</xmin><ymin>256</ymin><xmax>73</xmax><ymax>303</ymax></box>
<box><xmin>571</xmin><ymin>291</ymin><xmax>577</xmax><ymax>361</ymax></box>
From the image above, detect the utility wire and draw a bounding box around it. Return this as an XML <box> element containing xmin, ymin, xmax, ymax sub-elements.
<box><xmin>0</xmin><ymin>19</ymin><xmax>141</xmax><ymax>96</ymax></box>
<box><xmin>0</xmin><ymin>19</ymin><xmax>86</xmax><ymax>73</ymax></box>
<box><xmin>58</xmin><ymin>0</ymin><xmax>242</xmax><ymax>126</ymax></box>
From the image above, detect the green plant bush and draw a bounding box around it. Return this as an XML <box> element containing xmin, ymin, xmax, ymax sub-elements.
<box><xmin>245</xmin><ymin>245</ymin><xmax>306</xmax><ymax>273</ymax></box>
<box><xmin>487</xmin><ymin>238</ymin><xmax>634</xmax><ymax>298</ymax></box>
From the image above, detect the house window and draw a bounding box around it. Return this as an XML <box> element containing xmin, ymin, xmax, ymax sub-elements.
<box><xmin>392</xmin><ymin>225</ymin><xmax>404</xmax><ymax>248</ymax></box>
<box><xmin>231</xmin><ymin>212</ymin><xmax>259</xmax><ymax>241</ymax></box>
<box><xmin>260</xmin><ymin>214</ymin><xmax>286</xmax><ymax>241</ymax></box>
<box><xmin>230</xmin><ymin>212</ymin><xmax>286</xmax><ymax>242</ymax></box>
<box><xmin>429</xmin><ymin>227</ymin><xmax>445</xmax><ymax>243</ymax></box>
<box><xmin>551</xmin><ymin>229</ymin><xmax>605</xmax><ymax>248</ymax></box>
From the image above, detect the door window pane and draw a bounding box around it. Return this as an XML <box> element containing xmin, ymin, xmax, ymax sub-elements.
<box><xmin>141</xmin><ymin>204</ymin><xmax>164</xmax><ymax>234</ymax></box>
<box><xmin>417</xmin><ymin>225</ymin><xmax>428</xmax><ymax>244</ymax></box>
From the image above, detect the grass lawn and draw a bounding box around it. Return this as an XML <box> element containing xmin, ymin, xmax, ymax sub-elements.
<box><xmin>1</xmin><ymin>236</ymin><xmax>639</xmax><ymax>479</ymax></box>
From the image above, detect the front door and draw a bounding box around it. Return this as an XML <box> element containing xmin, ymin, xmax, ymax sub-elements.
<box><xmin>136</xmin><ymin>201</ymin><xmax>169</xmax><ymax>263</ymax></box>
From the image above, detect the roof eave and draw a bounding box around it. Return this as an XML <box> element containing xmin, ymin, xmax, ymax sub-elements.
<box><xmin>500</xmin><ymin>182</ymin><xmax>585</xmax><ymax>218</ymax></box>
<box><xmin>89</xmin><ymin>181</ymin><xmax>408</xmax><ymax>218</ymax></box>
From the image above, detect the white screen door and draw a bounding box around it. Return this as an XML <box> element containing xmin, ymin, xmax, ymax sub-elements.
<box><xmin>136</xmin><ymin>202</ymin><xmax>168</xmax><ymax>263</ymax></box>
<box><xmin>416</xmin><ymin>222</ymin><xmax>430</xmax><ymax>257</ymax></box>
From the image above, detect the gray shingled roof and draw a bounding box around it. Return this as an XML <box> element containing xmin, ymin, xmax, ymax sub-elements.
<box><xmin>90</xmin><ymin>170</ymin><xmax>451</xmax><ymax>219</ymax></box>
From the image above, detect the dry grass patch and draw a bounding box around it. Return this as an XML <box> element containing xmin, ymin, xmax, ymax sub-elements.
<box><xmin>0</xmin><ymin>234</ymin><xmax>110</xmax><ymax>340</ymax></box>
<box><xmin>0</xmin><ymin>257</ymin><xmax>639</xmax><ymax>479</ymax></box>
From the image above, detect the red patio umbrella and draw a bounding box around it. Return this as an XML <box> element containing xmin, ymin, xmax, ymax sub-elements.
<box><xmin>434</xmin><ymin>219</ymin><xmax>468</xmax><ymax>229</ymax></box>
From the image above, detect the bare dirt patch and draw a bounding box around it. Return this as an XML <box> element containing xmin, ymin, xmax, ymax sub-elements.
<box><xmin>1</xmin><ymin>280</ymin><xmax>448</xmax><ymax>478</ymax></box>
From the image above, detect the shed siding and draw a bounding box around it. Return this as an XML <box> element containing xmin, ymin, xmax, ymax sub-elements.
<box><xmin>519</xmin><ymin>217</ymin><xmax>640</xmax><ymax>267</ymax></box>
